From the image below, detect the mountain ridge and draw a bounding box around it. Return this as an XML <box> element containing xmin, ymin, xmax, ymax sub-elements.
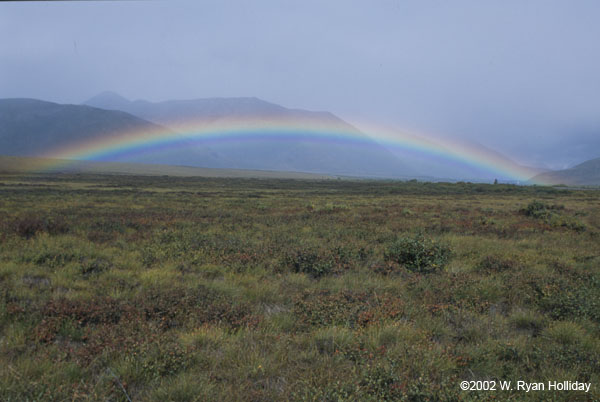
<box><xmin>0</xmin><ymin>96</ymin><xmax>416</xmax><ymax>178</ymax></box>
<box><xmin>84</xmin><ymin>92</ymin><xmax>534</xmax><ymax>181</ymax></box>
<box><xmin>83</xmin><ymin>93</ymin><xmax>419</xmax><ymax>177</ymax></box>
<box><xmin>0</xmin><ymin>98</ymin><xmax>224</xmax><ymax>167</ymax></box>
<box><xmin>531</xmin><ymin>157</ymin><xmax>600</xmax><ymax>186</ymax></box>
<box><xmin>1</xmin><ymin>94</ymin><xmax>567</xmax><ymax>182</ymax></box>
<box><xmin>84</xmin><ymin>92</ymin><xmax>360</xmax><ymax>134</ymax></box>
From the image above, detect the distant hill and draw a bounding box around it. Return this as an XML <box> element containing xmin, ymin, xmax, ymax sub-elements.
<box><xmin>85</xmin><ymin>91</ymin><xmax>350</xmax><ymax>130</ymax></box>
<box><xmin>84</xmin><ymin>92</ymin><xmax>417</xmax><ymax>177</ymax></box>
<box><xmin>1</xmin><ymin>94</ymin><xmax>536</xmax><ymax>181</ymax></box>
<box><xmin>0</xmin><ymin>98</ymin><xmax>221</xmax><ymax>167</ymax></box>
<box><xmin>0</xmin><ymin>98</ymin><xmax>161</xmax><ymax>156</ymax></box>
<box><xmin>86</xmin><ymin>93</ymin><xmax>544</xmax><ymax>181</ymax></box>
<box><xmin>2</xmin><ymin>97</ymin><xmax>411</xmax><ymax>177</ymax></box>
<box><xmin>531</xmin><ymin>157</ymin><xmax>600</xmax><ymax>186</ymax></box>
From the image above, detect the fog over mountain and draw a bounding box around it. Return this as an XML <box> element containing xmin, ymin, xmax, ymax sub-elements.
<box><xmin>0</xmin><ymin>98</ymin><xmax>222</xmax><ymax>168</ymax></box>
<box><xmin>85</xmin><ymin>92</ymin><xmax>538</xmax><ymax>181</ymax></box>
<box><xmin>10</xmin><ymin>93</ymin><xmax>600</xmax><ymax>182</ymax></box>
<box><xmin>0</xmin><ymin>98</ymin><xmax>164</xmax><ymax>157</ymax></box>
<box><xmin>84</xmin><ymin>91</ymin><xmax>358</xmax><ymax>134</ymax></box>
<box><xmin>85</xmin><ymin>92</ymin><xmax>427</xmax><ymax>177</ymax></box>
<box><xmin>2</xmin><ymin>1</ymin><xmax>599</xmax><ymax>173</ymax></box>
<box><xmin>532</xmin><ymin>157</ymin><xmax>600</xmax><ymax>186</ymax></box>
<box><xmin>0</xmin><ymin>97</ymin><xmax>421</xmax><ymax>178</ymax></box>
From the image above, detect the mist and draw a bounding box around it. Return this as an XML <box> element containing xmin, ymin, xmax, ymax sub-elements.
<box><xmin>1</xmin><ymin>0</ymin><xmax>599</xmax><ymax>169</ymax></box>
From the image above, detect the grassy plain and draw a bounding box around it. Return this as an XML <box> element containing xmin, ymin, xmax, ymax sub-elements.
<box><xmin>0</xmin><ymin>173</ymin><xmax>599</xmax><ymax>401</ymax></box>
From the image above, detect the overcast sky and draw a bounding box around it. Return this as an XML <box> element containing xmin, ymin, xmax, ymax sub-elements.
<box><xmin>1</xmin><ymin>0</ymin><xmax>599</xmax><ymax>168</ymax></box>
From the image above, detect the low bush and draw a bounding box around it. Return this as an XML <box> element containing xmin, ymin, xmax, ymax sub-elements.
<box><xmin>11</xmin><ymin>214</ymin><xmax>69</xmax><ymax>239</ymax></box>
<box><xmin>521</xmin><ymin>200</ymin><xmax>563</xmax><ymax>219</ymax></box>
<box><xmin>384</xmin><ymin>233</ymin><xmax>451</xmax><ymax>273</ymax></box>
<box><xmin>293</xmin><ymin>290</ymin><xmax>404</xmax><ymax>329</ymax></box>
<box><xmin>548</xmin><ymin>214</ymin><xmax>586</xmax><ymax>233</ymax></box>
<box><xmin>285</xmin><ymin>248</ymin><xmax>333</xmax><ymax>278</ymax></box>
<box><xmin>521</xmin><ymin>200</ymin><xmax>586</xmax><ymax>232</ymax></box>
<box><xmin>539</xmin><ymin>283</ymin><xmax>600</xmax><ymax>323</ymax></box>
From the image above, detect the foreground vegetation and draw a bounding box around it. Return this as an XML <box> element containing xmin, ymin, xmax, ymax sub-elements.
<box><xmin>1</xmin><ymin>173</ymin><xmax>599</xmax><ymax>401</ymax></box>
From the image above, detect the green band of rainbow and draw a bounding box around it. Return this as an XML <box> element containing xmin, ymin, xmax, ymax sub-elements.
<box><xmin>32</xmin><ymin>116</ymin><xmax>543</xmax><ymax>183</ymax></box>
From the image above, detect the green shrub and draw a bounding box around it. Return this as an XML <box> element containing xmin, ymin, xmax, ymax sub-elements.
<box><xmin>11</xmin><ymin>214</ymin><xmax>69</xmax><ymax>239</ymax></box>
<box><xmin>521</xmin><ymin>200</ymin><xmax>563</xmax><ymax>219</ymax></box>
<box><xmin>548</xmin><ymin>214</ymin><xmax>586</xmax><ymax>232</ymax></box>
<box><xmin>286</xmin><ymin>248</ymin><xmax>333</xmax><ymax>278</ymax></box>
<box><xmin>384</xmin><ymin>233</ymin><xmax>451</xmax><ymax>273</ymax></box>
<box><xmin>359</xmin><ymin>363</ymin><xmax>403</xmax><ymax>400</ymax></box>
<box><xmin>521</xmin><ymin>200</ymin><xmax>586</xmax><ymax>232</ymax></box>
<box><xmin>522</xmin><ymin>200</ymin><xmax>549</xmax><ymax>219</ymax></box>
<box><xmin>539</xmin><ymin>282</ymin><xmax>600</xmax><ymax>323</ymax></box>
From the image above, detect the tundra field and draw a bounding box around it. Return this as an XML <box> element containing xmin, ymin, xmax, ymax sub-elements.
<box><xmin>0</xmin><ymin>173</ymin><xmax>599</xmax><ymax>401</ymax></box>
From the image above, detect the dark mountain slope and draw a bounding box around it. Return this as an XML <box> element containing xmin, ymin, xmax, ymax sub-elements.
<box><xmin>531</xmin><ymin>157</ymin><xmax>600</xmax><ymax>186</ymax></box>
<box><xmin>85</xmin><ymin>91</ymin><xmax>348</xmax><ymax>129</ymax></box>
<box><xmin>0</xmin><ymin>98</ymin><xmax>221</xmax><ymax>166</ymax></box>
<box><xmin>0</xmin><ymin>98</ymin><xmax>160</xmax><ymax>156</ymax></box>
<box><xmin>84</xmin><ymin>92</ymin><xmax>417</xmax><ymax>177</ymax></box>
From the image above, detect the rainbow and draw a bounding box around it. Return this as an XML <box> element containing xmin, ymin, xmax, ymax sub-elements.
<box><xmin>31</xmin><ymin>116</ymin><xmax>542</xmax><ymax>183</ymax></box>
